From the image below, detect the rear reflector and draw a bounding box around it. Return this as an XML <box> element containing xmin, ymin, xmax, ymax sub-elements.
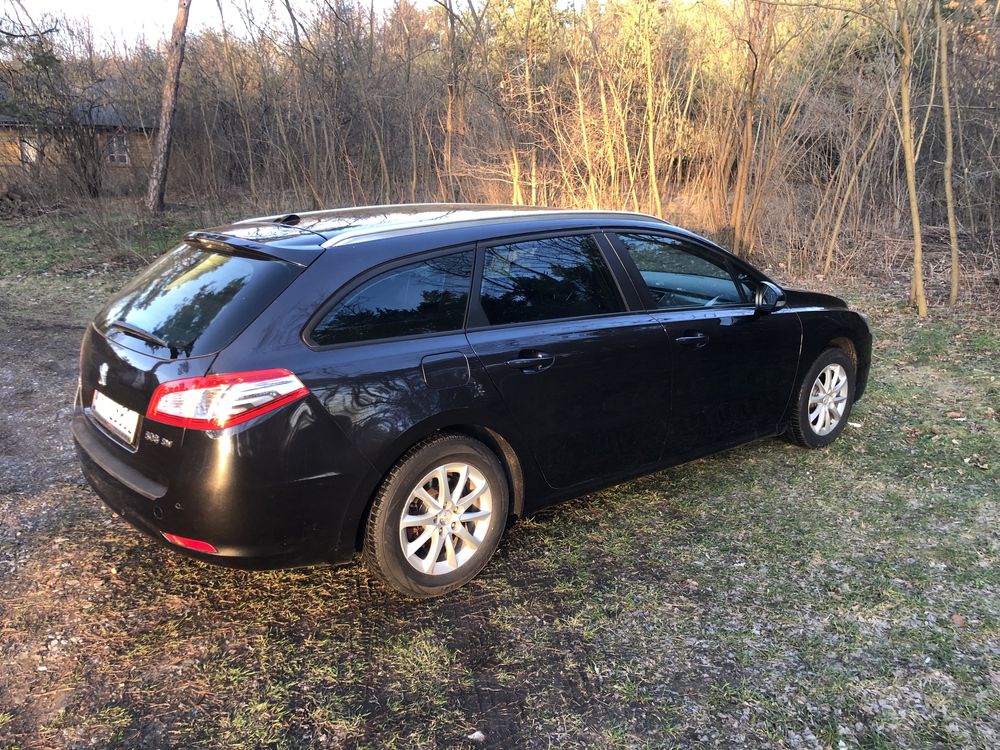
<box><xmin>146</xmin><ymin>368</ymin><xmax>309</xmax><ymax>430</ymax></box>
<box><xmin>162</xmin><ymin>532</ymin><xmax>218</xmax><ymax>554</ymax></box>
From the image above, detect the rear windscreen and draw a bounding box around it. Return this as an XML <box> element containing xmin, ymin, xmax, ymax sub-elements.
<box><xmin>95</xmin><ymin>244</ymin><xmax>301</xmax><ymax>359</ymax></box>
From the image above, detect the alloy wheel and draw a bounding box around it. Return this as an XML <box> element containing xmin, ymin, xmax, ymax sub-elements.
<box><xmin>398</xmin><ymin>462</ymin><xmax>493</xmax><ymax>575</ymax></box>
<box><xmin>808</xmin><ymin>363</ymin><xmax>849</xmax><ymax>436</ymax></box>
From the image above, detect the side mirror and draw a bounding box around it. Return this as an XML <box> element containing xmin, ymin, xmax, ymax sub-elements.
<box><xmin>755</xmin><ymin>281</ymin><xmax>786</xmax><ymax>313</ymax></box>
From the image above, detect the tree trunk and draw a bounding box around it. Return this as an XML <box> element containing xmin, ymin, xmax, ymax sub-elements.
<box><xmin>145</xmin><ymin>0</ymin><xmax>192</xmax><ymax>213</ymax></box>
<box><xmin>895</xmin><ymin>0</ymin><xmax>928</xmax><ymax>318</ymax></box>
<box><xmin>217</xmin><ymin>0</ymin><xmax>256</xmax><ymax>200</ymax></box>
<box><xmin>935</xmin><ymin>3</ymin><xmax>960</xmax><ymax>305</ymax></box>
<box><xmin>442</xmin><ymin>0</ymin><xmax>460</xmax><ymax>202</ymax></box>
<box><xmin>731</xmin><ymin>2</ymin><xmax>773</xmax><ymax>257</ymax></box>
<box><xmin>644</xmin><ymin>25</ymin><xmax>662</xmax><ymax>215</ymax></box>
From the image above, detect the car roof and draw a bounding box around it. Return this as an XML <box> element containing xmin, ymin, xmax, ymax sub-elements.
<box><xmin>194</xmin><ymin>203</ymin><xmax>723</xmax><ymax>266</ymax></box>
<box><xmin>220</xmin><ymin>203</ymin><xmax>674</xmax><ymax>246</ymax></box>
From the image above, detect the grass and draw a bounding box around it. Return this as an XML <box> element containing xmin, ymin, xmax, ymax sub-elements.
<box><xmin>0</xmin><ymin>204</ymin><xmax>998</xmax><ymax>748</ymax></box>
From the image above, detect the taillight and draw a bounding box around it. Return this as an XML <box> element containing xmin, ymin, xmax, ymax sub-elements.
<box><xmin>146</xmin><ymin>368</ymin><xmax>309</xmax><ymax>430</ymax></box>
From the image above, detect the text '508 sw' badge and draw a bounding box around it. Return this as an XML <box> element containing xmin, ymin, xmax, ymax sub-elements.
<box><xmin>144</xmin><ymin>431</ymin><xmax>173</xmax><ymax>448</ymax></box>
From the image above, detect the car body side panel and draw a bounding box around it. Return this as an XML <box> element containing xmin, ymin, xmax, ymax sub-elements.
<box><xmin>787</xmin><ymin>301</ymin><xmax>873</xmax><ymax>411</ymax></box>
<box><xmin>208</xmin><ymin>239</ymin><xmax>553</xmax><ymax>555</ymax></box>
<box><xmin>651</xmin><ymin>305</ymin><xmax>802</xmax><ymax>462</ymax></box>
<box><xmin>466</xmin><ymin>313</ymin><xmax>672</xmax><ymax>489</ymax></box>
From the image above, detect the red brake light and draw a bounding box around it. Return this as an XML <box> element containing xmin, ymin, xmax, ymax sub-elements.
<box><xmin>162</xmin><ymin>532</ymin><xmax>218</xmax><ymax>554</ymax></box>
<box><xmin>146</xmin><ymin>368</ymin><xmax>309</xmax><ymax>430</ymax></box>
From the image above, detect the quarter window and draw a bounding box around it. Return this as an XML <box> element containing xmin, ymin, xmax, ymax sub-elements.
<box><xmin>479</xmin><ymin>234</ymin><xmax>623</xmax><ymax>326</ymax></box>
<box><xmin>311</xmin><ymin>251</ymin><xmax>474</xmax><ymax>346</ymax></box>
<box><xmin>615</xmin><ymin>233</ymin><xmax>745</xmax><ymax>309</ymax></box>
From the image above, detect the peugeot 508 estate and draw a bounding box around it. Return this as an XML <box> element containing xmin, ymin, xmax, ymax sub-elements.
<box><xmin>73</xmin><ymin>204</ymin><xmax>872</xmax><ymax>596</ymax></box>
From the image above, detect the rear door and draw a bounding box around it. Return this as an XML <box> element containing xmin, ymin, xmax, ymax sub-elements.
<box><xmin>465</xmin><ymin>232</ymin><xmax>671</xmax><ymax>489</ymax></box>
<box><xmin>607</xmin><ymin>231</ymin><xmax>801</xmax><ymax>460</ymax></box>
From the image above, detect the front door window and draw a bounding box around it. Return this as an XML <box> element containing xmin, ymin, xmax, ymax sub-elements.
<box><xmin>614</xmin><ymin>233</ymin><xmax>748</xmax><ymax>309</ymax></box>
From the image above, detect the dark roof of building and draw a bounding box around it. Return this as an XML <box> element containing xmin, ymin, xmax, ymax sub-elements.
<box><xmin>0</xmin><ymin>80</ymin><xmax>157</xmax><ymax>131</ymax></box>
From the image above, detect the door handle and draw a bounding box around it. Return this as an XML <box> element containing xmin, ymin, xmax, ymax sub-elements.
<box><xmin>505</xmin><ymin>351</ymin><xmax>555</xmax><ymax>372</ymax></box>
<box><xmin>675</xmin><ymin>331</ymin><xmax>709</xmax><ymax>348</ymax></box>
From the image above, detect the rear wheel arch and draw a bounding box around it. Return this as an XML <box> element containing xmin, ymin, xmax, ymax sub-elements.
<box><xmin>442</xmin><ymin>424</ymin><xmax>524</xmax><ymax>519</ymax></box>
<box><xmin>355</xmin><ymin>422</ymin><xmax>524</xmax><ymax>553</ymax></box>
<box><xmin>360</xmin><ymin>431</ymin><xmax>510</xmax><ymax>596</ymax></box>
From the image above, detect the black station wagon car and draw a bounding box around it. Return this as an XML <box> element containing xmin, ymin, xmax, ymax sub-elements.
<box><xmin>73</xmin><ymin>205</ymin><xmax>872</xmax><ymax>596</ymax></box>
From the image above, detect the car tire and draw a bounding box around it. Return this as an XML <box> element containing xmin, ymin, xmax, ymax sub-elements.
<box><xmin>362</xmin><ymin>433</ymin><xmax>509</xmax><ymax>597</ymax></box>
<box><xmin>787</xmin><ymin>347</ymin><xmax>856</xmax><ymax>449</ymax></box>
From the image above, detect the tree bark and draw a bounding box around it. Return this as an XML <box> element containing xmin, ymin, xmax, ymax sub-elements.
<box><xmin>145</xmin><ymin>0</ymin><xmax>192</xmax><ymax>213</ymax></box>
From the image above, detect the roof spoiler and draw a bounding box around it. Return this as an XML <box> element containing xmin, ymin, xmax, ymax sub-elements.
<box><xmin>184</xmin><ymin>231</ymin><xmax>315</xmax><ymax>267</ymax></box>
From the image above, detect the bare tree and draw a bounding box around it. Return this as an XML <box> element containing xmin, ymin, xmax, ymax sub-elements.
<box><xmin>891</xmin><ymin>0</ymin><xmax>928</xmax><ymax>318</ymax></box>
<box><xmin>3</xmin><ymin>0</ymin><xmax>998</xmax><ymax>314</ymax></box>
<box><xmin>145</xmin><ymin>0</ymin><xmax>192</xmax><ymax>212</ymax></box>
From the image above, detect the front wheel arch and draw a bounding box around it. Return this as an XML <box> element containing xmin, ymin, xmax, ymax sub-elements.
<box><xmin>786</xmin><ymin>346</ymin><xmax>856</xmax><ymax>448</ymax></box>
<box><xmin>829</xmin><ymin>335</ymin><xmax>857</xmax><ymax>369</ymax></box>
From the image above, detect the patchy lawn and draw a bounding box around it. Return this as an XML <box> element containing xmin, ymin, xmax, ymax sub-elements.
<box><xmin>1</xmin><ymin>207</ymin><xmax>998</xmax><ymax>749</ymax></box>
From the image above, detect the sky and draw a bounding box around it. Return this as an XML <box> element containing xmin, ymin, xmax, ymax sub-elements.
<box><xmin>8</xmin><ymin>0</ymin><xmax>411</xmax><ymax>46</ymax></box>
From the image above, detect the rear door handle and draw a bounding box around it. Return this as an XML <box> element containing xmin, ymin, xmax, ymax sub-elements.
<box><xmin>675</xmin><ymin>331</ymin><xmax>709</xmax><ymax>348</ymax></box>
<box><xmin>505</xmin><ymin>351</ymin><xmax>555</xmax><ymax>372</ymax></box>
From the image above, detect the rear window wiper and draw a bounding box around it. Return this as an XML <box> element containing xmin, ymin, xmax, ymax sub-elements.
<box><xmin>110</xmin><ymin>319</ymin><xmax>171</xmax><ymax>350</ymax></box>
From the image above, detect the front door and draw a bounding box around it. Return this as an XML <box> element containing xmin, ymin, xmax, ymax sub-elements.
<box><xmin>608</xmin><ymin>232</ymin><xmax>801</xmax><ymax>461</ymax></box>
<box><xmin>465</xmin><ymin>233</ymin><xmax>671</xmax><ymax>489</ymax></box>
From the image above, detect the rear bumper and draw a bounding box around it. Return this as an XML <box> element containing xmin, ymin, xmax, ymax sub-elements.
<box><xmin>72</xmin><ymin>410</ymin><xmax>368</xmax><ymax>570</ymax></box>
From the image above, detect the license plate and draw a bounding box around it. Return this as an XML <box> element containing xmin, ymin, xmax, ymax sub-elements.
<box><xmin>92</xmin><ymin>390</ymin><xmax>140</xmax><ymax>445</ymax></box>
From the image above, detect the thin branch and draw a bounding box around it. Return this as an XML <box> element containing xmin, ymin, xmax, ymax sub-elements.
<box><xmin>0</xmin><ymin>24</ymin><xmax>58</xmax><ymax>39</ymax></box>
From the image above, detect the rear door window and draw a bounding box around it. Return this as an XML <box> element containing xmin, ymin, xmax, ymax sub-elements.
<box><xmin>310</xmin><ymin>250</ymin><xmax>474</xmax><ymax>346</ymax></box>
<box><xmin>478</xmin><ymin>234</ymin><xmax>624</xmax><ymax>326</ymax></box>
<box><xmin>95</xmin><ymin>244</ymin><xmax>301</xmax><ymax>359</ymax></box>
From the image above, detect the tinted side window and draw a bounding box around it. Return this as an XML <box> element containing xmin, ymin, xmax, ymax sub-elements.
<box><xmin>311</xmin><ymin>251</ymin><xmax>473</xmax><ymax>346</ymax></box>
<box><xmin>616</xmin><ymin>233</ymin><xmax>745</xmax><ymax>309</ymax></box>
<box><xmin>479</xmin><ymin>235</ymin><xmax>624</xmax><ymax>326</ymax></box>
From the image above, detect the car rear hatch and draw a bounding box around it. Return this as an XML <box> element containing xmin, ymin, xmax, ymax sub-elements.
<box><xmin>76</xmin><ymin>233</ymin><xmax>310</xmax><ymax>487</ymax></box>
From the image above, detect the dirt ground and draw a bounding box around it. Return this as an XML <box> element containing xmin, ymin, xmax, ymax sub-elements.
<box><xmin>1</xmin><ymin>211</ymin><xmax>998</xmax><ymax>749</ymax></box>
